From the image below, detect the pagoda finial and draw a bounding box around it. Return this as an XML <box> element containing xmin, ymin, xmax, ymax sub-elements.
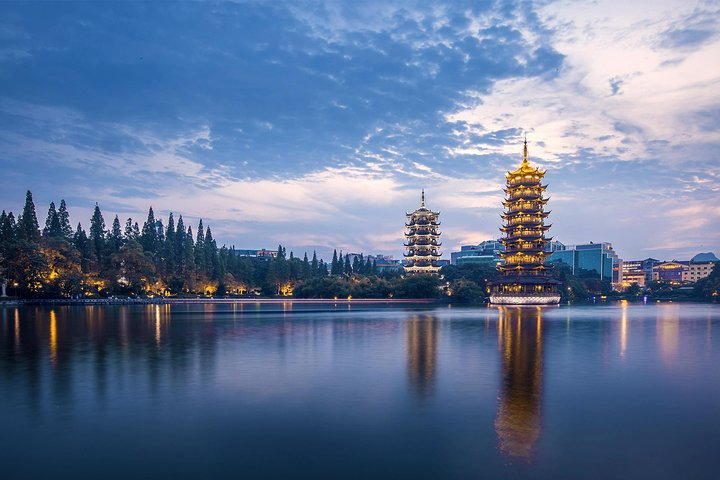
<box><xmin>523</xmin><ymin>133</ymin><xmax>528</xmax><ymax>165</ymax></box>
<box><xmin>421</xmin><ymin>188</ymin><xmax>426</xmax><ymax>207</ymax></box>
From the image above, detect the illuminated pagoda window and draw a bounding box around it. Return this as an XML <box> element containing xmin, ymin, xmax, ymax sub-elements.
<box><xmin>489</xmin><ymin>138</ymin><xmax>561</xmax><ymax>305</ymax></box>
<box><xmin>404</xmin><ymin>190</ymin><xmax>442</xmax><ymax>275</ymax></box>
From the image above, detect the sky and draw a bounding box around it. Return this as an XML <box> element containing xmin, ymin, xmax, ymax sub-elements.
<box><xmin>1</xmin><ymin>0</ymin><xmax>719</xmax><ymax>261</ymax></box>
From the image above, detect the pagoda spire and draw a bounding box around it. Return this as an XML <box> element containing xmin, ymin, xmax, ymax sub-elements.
<box><xmin>421</xmin><ymin>188</ymin><xmax>426</xmax><ymax>208</ymax></box>
<box><xmin>523</xmin><ymin>134</ymin><xmax>528</xmax><ymax>165</ymax></box>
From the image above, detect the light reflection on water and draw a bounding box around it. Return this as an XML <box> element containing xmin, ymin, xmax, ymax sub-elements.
<box><xmin>1</xmin><ymin>303</ymin><xmax>719</xmax><ymax>479</ymax></box>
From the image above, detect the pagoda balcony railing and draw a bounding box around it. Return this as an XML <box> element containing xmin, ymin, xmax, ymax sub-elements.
<box><xmin>405</xmin><ymin>230</ymin><xmax>441</xmax><ymax>236</ymax></box>
<box><xmin>406</xmin><ymin>259</ymin><xmax>438</xmax><ymax>264</ymax></box>
<box><xmin>501</xmin><ymin>255</ymin><xmax>545</xmax><ymax>264</ymax></box>
<box><xmin>405</xmin><ymin>221</ymin><xmax>440</xmax><ymax>227</ymax></box>
<box><xmin>503</xmin><ymin>216</ymin><xmax>544</xmax><ymax>227</ymax></box>
<box><xmin>405</xmin><ymin>250</ymin><xmax>441</xmax><ymax>257</ymax></box>
<box><xmin>498</xmin><ymin>267</ymin><xmax>549</xmax><ymax>275</ymax></box>
<box><xmin>501</xmin><ymin>236</ymin><xmax>550</xmax><ymax>245</ymax></box>
<box><xmin>502</xmin><ymin>232</ymin><xmax>545</xmax><ymax>240</ymax></box>
<box><xmin>504</xmin><ymin>208</ymin><xmax>547</xmax><ymax>217</ymax></box>
<box><xmin>506</xmin><ymin>192</ymin><xmax>545</xmax><ymax>202</ymax></box>
<box><xmin>502</xmin><ymin>247</ymin><xmax>545</xmax><ymax>254</ymax></box>
<box><xmin>404</xmin><ymin>240</ymin><xmax>441</xmax><ymax>247</ymax></box>
<box><xmin>508</xmin><ymin>177</ymin><xmax>543</xmax><ymax>187</ymax></box>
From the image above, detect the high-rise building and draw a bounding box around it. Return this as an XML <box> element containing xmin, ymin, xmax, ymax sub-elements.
<box><xmin>452</xmin><ymin>239</ymin><xmax>565</xmax><ymax>266</ymax></box>
<box><xmin>489</xmin><ymin>139</ymin><xmax>560</xmax><ymax>304</ymax></box>
<box><xmin>404</xmin><ymin>190</ymin><xmax>442</xmax><ymax>275</ymax></box>
<box><xmin>451</xmin><ymin>240</ymin><xmax>504</xmax><ymax>266</ymax></box>
<box><xmin>548</xmin><ymin>242</ymin><xmax>623</xmax><ymax>289</ymax></box>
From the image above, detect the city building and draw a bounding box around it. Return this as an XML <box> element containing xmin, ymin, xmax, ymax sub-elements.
<box><xmin>652</xmin><ymin>256</ymin><xmax>716</xmax><ymax>284</ymax></box>
<box><xmin>548</xmin><ymin>242</ymin><xmax>623</xmax><ymax>289</ymax></box>
<box><xmin>621</xmin><ymin>270</ymin><xmax>646</xmax><ymax>289</ymax></box>
<box><xmin>366</xmin><ymin>254</ymin><xmax>404</xmax><ymax>273</ymax></box>
<box><xmin>488</xmin><ymin>139</ymin><xmax>560</xmax><ymax>305</ymax></box>
<box><xmin>451</xmin><ymin>240</ymin><xmax>504</xmax><ymax>266</ymax></box>
<box><xmin>622</xmin><ymin>258</ymin><xmax>660</xmax><ymax>285</ymax></box>
<box><xmin>404</xmin><ymin>190</ymin><xmax>442</xmax><ymax>275</ymax></box>
<box><xmin>452</xmin><ymin>239</ymin><xmax>564</xmax><ymax>266</ymax></box>
<box><xmin>652</xmin><ymin>261</ymin><xmax>686</xmax><ymax>284</ymax></box>
<box><xmin>234</xmin><ymin>248</ymin><xmax>278</xmax><ymax>258</ymax></box>
<box><xmin>684</xmin><ymin>261</ymin><xmax>715</xmax><ymax>283</ymax></box>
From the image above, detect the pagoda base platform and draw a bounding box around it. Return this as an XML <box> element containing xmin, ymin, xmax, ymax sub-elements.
<box><xmin>488</xmin><ymin>276</ymin><xmax>561</xmax><ymax>305</ymax></box>
<box><xmin>489</xmin><ymin>293</ymin><xmax>561</xmax><ymax>305</ymax></box>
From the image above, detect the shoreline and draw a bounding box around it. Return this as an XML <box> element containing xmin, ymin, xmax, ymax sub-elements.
<box><xmin>0</xmin><ymin>297</ymin><xmax>715</xmax><ymax>307</ymax></box>
<box><xmin>0</xmin><ymin>297</ymin><xmax>438</xmax><ymax>306</ymax></box>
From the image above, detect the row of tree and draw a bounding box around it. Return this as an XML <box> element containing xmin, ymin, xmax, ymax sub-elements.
<box><xmin>1</xmin><ymin>190</ymin><xmax>717</xmax><ymax>302</ymax></box>
<box><xmin>0</xmin><ymin>191</ymin><xmax>402</xmax><ymax>298</ymax></box>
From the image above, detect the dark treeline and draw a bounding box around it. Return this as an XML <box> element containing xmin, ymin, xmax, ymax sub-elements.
<box><xmin>0</xmin><ymin>191</ymin><xmax>434</xmax><ymax>299</ymax></box>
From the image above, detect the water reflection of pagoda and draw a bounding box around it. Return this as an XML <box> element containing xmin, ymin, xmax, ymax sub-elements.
<box><xmin>404</xmin><ymin>190</ymin><xmax>442</xmax><ymax>275</ymax></box>
<box><xmin>495</xmin><ymin>307</ymin><xmax>544</xmax><ymax>460</ymax></box>
<box><xmin>489</xmin><ymin>139</ymin><xmax>560</xmax><ymax>305</ymax></box>
<box><xmin>406</xmin><ymin>314</ymin><xmax>438</xmax><ymax>397</ymax></box>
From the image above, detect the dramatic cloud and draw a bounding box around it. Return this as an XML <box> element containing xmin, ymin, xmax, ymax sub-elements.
<box><xmin>0</xmin><ymin>0</ymin><xmax>718</xmax><ymax>260</ymax></box>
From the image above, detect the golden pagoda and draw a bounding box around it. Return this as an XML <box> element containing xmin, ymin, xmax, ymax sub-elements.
<box><xmin>404</xmin><ymin>190</ymin><xmax>442</xmax><ymax>275</ymax></box>
<box><xmin>489</xmin><ymin>138</ymin><xmax>560</xmax><ymax>304</ymax></box>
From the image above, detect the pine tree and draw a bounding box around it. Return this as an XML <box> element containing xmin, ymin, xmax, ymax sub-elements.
<box><xmin>89</xmin><ymin>203</ymin><xmax>106</xmax><ymax>262</ymax></box>
<box><xmin>164</xmin><ymin>213</ymin><xmax>176</xmax><ymax>274</ymax></box>
<box><xmin>0</xmin><ymin>211</ymin><xmax>16</xmax><ymax>264</ymax></box>
<box><xmin>73</xmin><ymin>223</ymin><xmax>91</xmax><ymax>272</ymax></box>
<box><xmin>183</xmin><ymin>226</ymin><xmax>196</xmax><ymax>273</ymax></box>
<box><xmin>302</xmin><ymin>252</ymin><xmax>310</xmax><ymax>279</ymax></box>
<box><xmin>141</xmin><ymin>207</ymin><xmax>157</xmax><ymax>254</ymax></box>
<box><xmin>318</xmin><ymin>259</ymin><xmax>328</xmax><ymax>277</ymax></box>
<box><xmin>205</xmin><ymin>226</ymin><xmax>218</xmax><ymax>278</ymax></box>
<box><xmin>0</xmin><ymin>210</ymin><xmax>9</xmax><ymax>242</ymax></box>
<box><xmin>43</xmin><ymin>202</ymin><xmax>63</xmax><ymax>237</ymax></box>
<box><xmin>331</xmin><ymin>249</ymin><xmax>339</xmax><ymax>275</ymax></box>
<box><xmin>57</xmin><ymin>199</ymin><xmax>73</xmax><ymax>238</ymax></box>
<box><xmin>155</xmin><ymin>219</ymin><xmax>165</xmax><ymax>246</ymax></box>
<box><xmin>195</xmin><ymin>220</ymin><xmax>205</xmax><ymax>272</ymax></box>
<box><xmin>344</xmin><ymin>254</ymin><xmax>352</xmax><ymax>275</ymax></box>
<box><xmin>43</xmin><ymin>202</ymin><xmax>56</xmax><ymax>236</ymax></box>
<box><xmin>109</xmin><ymin>215</ymin><xmax>123</xmax><ymax>253</ymax></box>
<box><xmin>17</xmin><ymin>190</ymin><xmax>40</xmax><ymax>242</ymax></box>
<box><xmin>365</xmin><ymin>257</ymin><xmax>373</xmax><ymax>275</ymax></box>
<box><xmin>311</xmin><ymin>251</ymin><xmax>319</xmax><ymax>277</ymax></box>
<box><xmin>132</xmin><ymin>222</ymin><xmax>140</xmax><ymax>239</ymax></box>
<box><xmin>175</xmin><ymin>215</ymin><xmax>185</xmax><ymax>274</ymax></box>
<box><xmin>124</xmin><ymin>218</ymin><xmax>134</xmax><ymax>240</ymax></box>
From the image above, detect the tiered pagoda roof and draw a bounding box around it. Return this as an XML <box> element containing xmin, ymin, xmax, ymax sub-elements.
<box><xmin>489</xmin><ymin>137</ymin><xmax>560</xmax><ymax>304</ymax></box>
<box><xmin>404</xmin><ymin>190</ymin><xmax>442</xmax><ymax>275</ymax></box>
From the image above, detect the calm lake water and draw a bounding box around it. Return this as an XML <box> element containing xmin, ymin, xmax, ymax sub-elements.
<box><xmin>1</xmin><ymin>302</ymin><xmax>719</xmax><ymax>479</ymax></box>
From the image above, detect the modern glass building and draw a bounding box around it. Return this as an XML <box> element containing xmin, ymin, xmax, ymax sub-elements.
<box><xmin>451</xmin><ymin>240</ymin><xmax>504</xmax><ymax>266</ymax></box>
<box><xmin>548</xmin><ymin>242</ymin><xmax>622</xmax><ymax>287</ymax></box>
<box><xmin>452</xmin><ymin>239</ymin><xmax>564</xmax><ymax>266</ymax></box>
